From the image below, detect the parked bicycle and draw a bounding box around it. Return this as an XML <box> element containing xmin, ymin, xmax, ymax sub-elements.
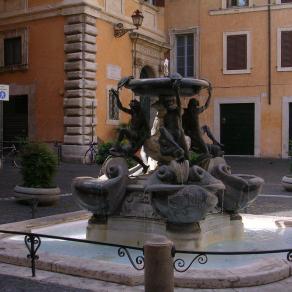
<box><xmin>83</xmin><ymin>141</ymin><xmax>99</xmax><ymax>164</ymax></box>
<box><xmin>1</xmin><ymin>143</ymin><xmax>20</xmax><ymax>168</ymax></box>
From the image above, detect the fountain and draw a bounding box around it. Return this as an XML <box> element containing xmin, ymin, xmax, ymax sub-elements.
<box><xmin>2</xmin><ymin>74</ymin><xmax>291</xmax><ymax>290</ymax></box>
<box><xmin>72</xmin><ymin>74</ymin><xmax>264</xmax><ymax>250</ymax></box>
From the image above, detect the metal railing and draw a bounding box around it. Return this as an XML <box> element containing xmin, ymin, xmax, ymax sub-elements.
<box><xmin>0</xmin><ymin>229</ymin><xmax>291</xmax><ymax>277</ymax></box>
<box><xmin>0</xmin><ymin>230</ymin><xmax>144</xmax><ymax>277</ymax></box>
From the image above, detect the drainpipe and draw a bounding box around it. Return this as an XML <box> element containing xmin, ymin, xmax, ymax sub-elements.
<box><xmin>131</xmin><ymin>33</ymin><xmax>138</xmax><ymax>78</ymax></box>
<box><xmin>268</xmin><ymin>0</ymin><xmax>272</xmax><ymax>105</ymax></box>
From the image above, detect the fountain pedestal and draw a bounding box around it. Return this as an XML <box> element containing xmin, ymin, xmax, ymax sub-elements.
<box><xmin>86</xmin><ymin>213</ymin><xmax>244</xmax><ymax>250</ymax></box>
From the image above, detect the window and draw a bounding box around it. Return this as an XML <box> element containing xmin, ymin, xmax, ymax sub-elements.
<box><xmin>176</xmin><ymin>34</ymin><xmax>194</xmax><ymax>77</ymax></box>
<box><xmin>278</xmin><ymin>28</ymin><xmax>292</xmax><ymax>71</ymax></box>
<box><xmin>223</xmin><ymin>31</ymin><xmax>251</xmax><ymax>74</ymax></box>
<box><xmin>107</xmin><ymin>86</ymin><xmax>119</xmax><ymax>124</ymax></box>
<box><xmin>143</xmin><ymin>0</ymin><xmax>164</xmax><ymax>6</ymax></box>
<box><xmin>4</xmin><ymin>37</ymin><xmax>22</xmax><ymax>66</ymax></box>
<box><xmin>227</xmin><ymin>0</ymin><xmax>249</xmax><ymax>7</ymax></box>
<box><xmin>0</xmin><ymin>28</ymin><xmax>28</xmax><ymax>72</ymax></box>
<box><xmin>0</xmin><ymin>0</ymin><xmax>26</xmax><ymax>12</ymax></box>
<box><xmin>281</xmin><ymin>0</ymin><xmax>292</xmax><ymax>3</ymax></box>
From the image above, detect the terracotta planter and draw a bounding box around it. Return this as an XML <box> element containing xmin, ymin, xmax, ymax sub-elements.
<box><xmin>281</xmin><ymin>175</ymin><xmax>292</xmax><ymax>191</ymax></box>
<box><xmin>14</xmin><ymin>185</ymin><xmax>61</xmax><ymax>205</ymax></box>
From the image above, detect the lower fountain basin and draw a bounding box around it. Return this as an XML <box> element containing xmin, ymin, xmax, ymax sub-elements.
<box><xmin>0</xmin><ymin>212</ymin><xmax>291</xmax><ymax>289</ymax></box>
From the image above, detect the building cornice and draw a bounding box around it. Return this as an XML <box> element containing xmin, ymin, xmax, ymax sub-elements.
<box><xmin>0</xmin><ymin>0</ymin><xmax>166</xmax><ymax>42</ymax></box>
<box><xmin>130</xmin><ymin>32</ymin><xmax>170</xmax><ymax>51</ymax></box>
<box><xmin>210</xmin><ymin>3</ymin><xmax>292</xmax><ymax>16</ymax></box>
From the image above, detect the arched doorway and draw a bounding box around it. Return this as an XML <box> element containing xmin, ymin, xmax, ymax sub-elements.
<box><xmin>139</xmin><ymin>66</ymin><xmax>155</xmax><ymax>126</ymax></box>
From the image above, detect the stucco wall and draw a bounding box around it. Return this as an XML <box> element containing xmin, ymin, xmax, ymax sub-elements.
<box><xmin>165</xmin><ymin>0</ymin><xmax>292</xmax><ymax>158</ymax></box>
<box><xmin>0</xmin><ymin>16</ymin><xmax>65</xmax><ymax>142</ymax></box>
<box><xmin>95</xmin><ymin>18</ymin><xmax>133</xmax><ymax>142</ymax></box>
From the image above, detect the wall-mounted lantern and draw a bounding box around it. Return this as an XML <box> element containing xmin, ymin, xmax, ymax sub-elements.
<box><xmin>113</xmin><ymin>10</ymin><xmax>144</xmax><ymax>38</ymax></box>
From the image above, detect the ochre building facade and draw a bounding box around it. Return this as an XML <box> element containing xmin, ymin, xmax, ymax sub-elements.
<box><xmin>1</xmin><ymin>0</ymin><xmax>292</xmax><ymax>160</ymax></box>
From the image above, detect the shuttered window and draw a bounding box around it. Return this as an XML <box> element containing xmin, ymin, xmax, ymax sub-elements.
<box><xmin>153</xmin><ymin>0</ymin><xmax>165</xmax><ymax>6</ymax></box>
<box><xmin>281</xmin><ymin>0</ymin><xmax>292</xmax><ymax>3</ymax></box>
<box><xmin>226</xmin><ymin>34</ymin><xmax>247</xmax><ymax>71</ymax></box>
<box><xmin>176</xmin><ymin>34</ymin><xmax>194</xmax><ymax>77</ymax></box>
<box><xmin>281</xmin><ymin>31</ymin><xmax>292</xmax><ymax>68</ymax></box>
<box><xmin>4</xmin><ymin>36</ymin><xmax>22</xmax><ymax>66</ymax></box>
<box><xmin>144</xmin><ymin>0</ymin><xmax>165</xmax><ymax>6</ymax></box>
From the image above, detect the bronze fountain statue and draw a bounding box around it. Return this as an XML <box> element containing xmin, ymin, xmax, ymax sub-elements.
<box><xmin>109</xmin><ymin>88</ymin><xmax>150</xmax><ymax>173</ymax></box>
<box><xmin>72</xmin><ymin>73</ymin><xmax>264</xmax><ymax>246</ymax></box>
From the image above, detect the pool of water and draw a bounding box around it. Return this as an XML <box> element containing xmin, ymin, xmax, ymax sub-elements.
<box><xmin>8</xmin><ymin>215</ymin><xmax>292</xmax><ymax>269</ymax></box>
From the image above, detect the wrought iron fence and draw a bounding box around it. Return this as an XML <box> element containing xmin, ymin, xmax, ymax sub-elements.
<box><xmin>0</xmin><ymin>230</ymin><xmax>144</xmax><ymax>276</ymax></box>
<box><xmin>0</xmin><ymin>229</ymin><xmax>291</xmax><ymax>277</ymax></box>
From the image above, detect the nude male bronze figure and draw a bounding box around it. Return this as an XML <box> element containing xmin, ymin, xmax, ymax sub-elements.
<box><xmin>182</xmin><ymin>84</ymin><xmax>212</xmax><ymax>156</ymax></box>
<box><xmin>109</xmin><ymin>88</ymin><xmax>150</xmax><ymax>173</ymax></box>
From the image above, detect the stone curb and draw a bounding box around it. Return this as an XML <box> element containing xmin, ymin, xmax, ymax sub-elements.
<box><xmin>174</xmin><ymin>258</ymin><xmax>291</xmax><ymax>288</ymax></box>
<box><xmin>0</xmin><ymin>239</ymin><xmax>291</xmax><ymax>288</ymax></box>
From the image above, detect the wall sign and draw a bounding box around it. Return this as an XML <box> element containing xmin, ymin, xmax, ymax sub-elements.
<box><xmin>0</xmin><ymin>85</ymin><xmax>9</xmax><ymax>101</ymax></box>
<box><xmin>107</xmin><ymin>64</ymin><xmax>121</xmax><ymax>81</ymax></box>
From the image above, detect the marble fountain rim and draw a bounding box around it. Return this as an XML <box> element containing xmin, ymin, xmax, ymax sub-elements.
<box><xmin>0</xmin><ymin>211</ymin><xmax>291</xmax><ymax>289</ymax></box>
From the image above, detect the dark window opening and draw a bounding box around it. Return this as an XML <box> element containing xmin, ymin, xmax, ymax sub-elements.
<box><xmin>3</xmin><ymin>95</ymin><xmax>28</xmax><ymax>143</ymax></box>
<box><xmin>4</xmin><ymin>36</ymin><xmax>22</xmax><ymax>66</ymax></box>
<box><xmin>281</xmin><ymin>31</ymin><xmax>292</xmax><ymax>68</ymax></box>
<box><xmin>227</xmin><ymin>0</ymin><xmax>249</xmax><ymax>7</ymax></box>
<box><xmin>281</xmin><ymin>0</ymin><xmax>292</xmax><ymax>4</ymax></box>
<box><xmin>144</xmin><ymin>0</ymin><xmax>165</xmax><ymax>6</ymax></box>
<box><xmin>226</xmin><ymin>34</ymin><xmax>247</xmax><ymax>71</ymax></box>
<box><xmin>176</xmin><ymin>34</ymin><xmax>194</xmax><ymax>77</ymax></box>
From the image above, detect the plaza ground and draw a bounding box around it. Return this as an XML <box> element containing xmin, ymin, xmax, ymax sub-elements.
<box><xmin>0</xmin><ymin>157</ymin><xmax>292</xmax><ymax>291</ymax></box>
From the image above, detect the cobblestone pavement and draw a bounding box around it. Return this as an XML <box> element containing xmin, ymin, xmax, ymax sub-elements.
<box><xmin>0</xmin><ymin>162</ymin><xmax>100</xmax><ymax>224</ymax></box>
<box><xmin>0</xmin><ymin>274</ymin><xmax>92</xmax><ymax>292</ymax></box>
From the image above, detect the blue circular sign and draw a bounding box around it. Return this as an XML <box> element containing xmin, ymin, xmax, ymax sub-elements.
<box><xmin>0</xmin><ymin>91</ymin><xmax>6</xmax><ymax>99</ymax></box>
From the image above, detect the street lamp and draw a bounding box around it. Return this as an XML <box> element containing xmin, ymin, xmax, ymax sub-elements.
<box><xmin>113</xmin><ymin>10</ymin><xmax>144</xmax><ymax>38</ymax></box>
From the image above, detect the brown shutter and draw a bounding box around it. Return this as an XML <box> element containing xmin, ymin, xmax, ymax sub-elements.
<box><xmin>281</xmin><ymin>31</ymin><xmax>292</xmax><ymax>68</ymax></box>
<box><xmin>227</xmin><ymin>34</ymin><xmax>247</xmax><ymax>70</ymax></box>
<box><xmin>154</xmin><ymin>0</ymin><xmax>165</xmax><ymax>7</ymax></box>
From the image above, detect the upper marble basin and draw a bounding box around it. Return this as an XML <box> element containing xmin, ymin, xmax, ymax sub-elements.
<box><xmin>125</xmin><ymin>77</ymin><xmax>210</xmax><ymax>97</ymax></box>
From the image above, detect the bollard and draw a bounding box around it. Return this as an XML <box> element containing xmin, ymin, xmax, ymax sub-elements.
<box><xmin>144</xmin><ymin>236</ymin><xmax>174</xmax><ymax>292</ymax></box>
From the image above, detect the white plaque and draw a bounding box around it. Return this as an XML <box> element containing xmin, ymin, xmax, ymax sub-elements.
<box><xmin>107</xmin><ymin>64</ymin><xmax>121</xmax><ymax>81</ymax></box>
<box><xmin>0</xmin><ymin>85</ymin><xmax>9</xmax><ymax>101</ymax></box>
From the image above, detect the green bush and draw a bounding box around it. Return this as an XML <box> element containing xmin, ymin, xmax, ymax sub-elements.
<box><xmin>95</xmin><ymin>141</ymin><xmax>138</xmax><ymax>168</ymax></box>
<box><xmin>95</xmin><ymin>142</ymin><xmax>113</xmax><ymax>164</ymax></box>
<box><xmin>20</xmin><ymin>143</ymin><xmax>58</xmax><ymax>188</ymax></box>
<box><xmin>189</xmin><ymin>150</ymin><xmax>200</xmax><ymax>166</ymax></box>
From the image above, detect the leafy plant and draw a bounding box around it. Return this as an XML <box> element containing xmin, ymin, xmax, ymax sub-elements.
<box><xmin>95</xmin><ymin>142</ymin><xmax>113</xmax><ymax>164</ymax></box>
<box><xmin>20</xmin><ymin>143</ymin><xmax>58</xmax><ymax>188</ymax></box>
<box><xmin>95</xmin><ymin>141</ymin><xmax>138</xmax><ymax>168</ymax></box>
<box><xmin>125</xmin><ymin>157</ymin><xmax>136</xmax><ymax>168</ymax></box>
<box><xmin>189</xmin><ymin>150</ymin><xmax>200</xmax><ymax>166</ymax></box>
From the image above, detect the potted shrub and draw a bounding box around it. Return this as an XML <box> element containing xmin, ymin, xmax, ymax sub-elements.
<box><xmin>14</xmin><ymin>142</ymin><xmax>60</xmax><ymax>205</ymax></box>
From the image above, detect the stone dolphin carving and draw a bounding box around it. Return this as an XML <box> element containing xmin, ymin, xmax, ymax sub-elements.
<box><xmin>72</xmin><ymin>157</ymin><xmax>129</xmax><ymax>216</ymax></box>
<box><xmin>211</xmin><ymin>163</ymin><xmax>264</xmax><ymax>212</ymax></box>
